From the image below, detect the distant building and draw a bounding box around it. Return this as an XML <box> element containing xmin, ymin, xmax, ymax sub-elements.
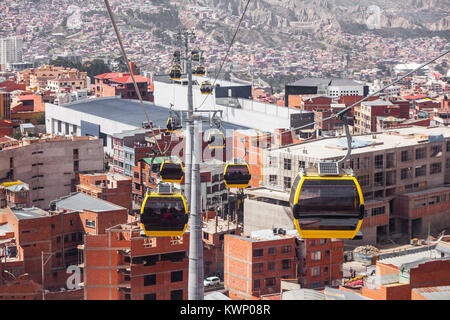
<box><xmin>354</xmin><ymin>99</ymin><xmax>410</xmax><ymax>133</ymax></box>
<box><xmin>94</xmin><ymin>72</ymin><xmax>152</xmax><ymax>102</ymax></box>
<box><xmin>0</xmin><ymin>92</ymin><xmax>11</xmax><ymax>120</ymax></box>
<box><xmin>0</xmin><ymin>37</ymin><xmax>23</xmax><ymax>72</ymax></box>
<box><xmin>285</xmin><ymin>78</ymin><xmax>369</xmax><ymax>107</ymax></box>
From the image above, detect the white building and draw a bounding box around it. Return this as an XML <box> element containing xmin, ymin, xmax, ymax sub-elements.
<box><xmin>153</xmin><ymin>75</ymin><xmax>301</xmax><ymax>132</ymax></box>
<box><xmin>0</xmin><ymin>37</ymin><xmax>23</xmax><ymax>71</ymax></box>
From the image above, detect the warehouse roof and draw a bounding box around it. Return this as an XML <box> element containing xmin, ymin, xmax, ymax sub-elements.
<box><xmin>60</xmin><ymin>97</ymin><xmax>248</xmax><ymax>132</ymax></box>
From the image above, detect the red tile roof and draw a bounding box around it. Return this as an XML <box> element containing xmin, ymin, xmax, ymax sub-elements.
<box><xmin>95</xmin><ymin>72</ymin><xmax>149</xmax><ymax>84</ymax></box>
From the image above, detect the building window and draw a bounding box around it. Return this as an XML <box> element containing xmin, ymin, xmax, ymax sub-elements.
<box><xmin>415</xmin><ymin>165</ymin><xmax>426</xmax><ymax>177</ymax></box>
<box><xmin>170</xmin><ymin>289</ymin><xmax>183</xmax><ymax>300</ymax></box>
<box><xmin>447</xmin><ymin>141</ymin><xmax>450</xmax><ymax>152</ymax></box>
<box><xmin>311</xmin><ymin>266</ymin><xmax>321</xmax><ymax>277</ymax></box>
<box><xmin>268</xmin><ymin>262</ymin><xmax>276</xmax><ymax>271</ymax></box>
<box><xmin>430</xmin><ymin>145</ymin><xmax>442</xmax><ymax>158</ymax></box>
<box><xmin>415</xmin><ymin>147</ymin><xmax>427</xmax><ymax>160</ymax></box>
<box><xmin>357</xmin><ymin>175</ymin><xmax>370</xmax><ymax>187</ymax></box>
<box><xmin>374</xmin><ymin>155</ymin><xmax>383</xmax><ymax>169</ymax></box>
<box><xmin>283</xmin><ymin>159</ymin><xmax>292</xmax><ymax>170</ymax></box>
<box><xmin>253</xmin><ymin>248</ymin><xmax>264</xmax><ymax>257</ymax></box>
<box><xmin>298</xmin><ymin>160</ymin><xmax>306</xmax><ymax>169</ymax></box>
<box><xmin>253</xmin><ymin>263</ymin><xmax>264</xmax><ymax>274</ymax></box>
<box><xmin>171</xmin><ymin>271</ymin><xmax>183</xmax><ymax>283</ymax></box>
<box><xmin>281</xmin><ymin>259</ymin><xmax>291</xmax><ymax>270</ymax></box>
<box><xmin>144</xmin><ymin>274</ymin><xmax>156</xmax><ymax>286</ymax></box>
<box><xmin>371</xmin><ymin>206</ymin><xmax>386</xmax><ymax>216</ymax></box>
<box><xmin>430</xmin><ymin>162</ymin><xmax>442</xmax><ymax>175</ymax></box>
<box><xmin>374</xmin><ymin>172</ymin><xmax>384</xmax><ymax>186</ymax></box>
<box><xmin>311</xmin><ymin>251</ymin><xmax>321</xmax><ymax>261</ymax></box>
<box><xmin>85</xmin><ymin>219</ymin><xmax>96</xmax><ymax>229</ymax></box>
<box><xmin>144</xmin><ymin>293</ymin><xmax>156</xmax><ymax>300</ymax></box>
<box><xmin>265</xmin><ymin>277</ymin><xmax>276</xmax><ymax>287</ymax></box>
<box><xmin>284</xmin><ymin>177</ymin><xmax>291</xmax><ymax>189</ymax></box>
<box><xmin>281</xmin><ymin>246</ymin><xmax>291</xmax><ymax>254</ymax></box>
<box><xmin>253</xmin><ymin>279</ymin><xmax>260</xmax><ymax>289</ymax></box>
<box><xmin>401</xmin><ymin>168</ymin><xmax>412</xmax><ymax>180</ymax></box>
<box><xmin>269</xmin><ymin>175</ymin><xmax>277</xmax><ymax>185</ymax></box>
<box><xmin>268</xmin><ymin>247</ymin><xmax>276</xmax><ymax>255</ymax></box>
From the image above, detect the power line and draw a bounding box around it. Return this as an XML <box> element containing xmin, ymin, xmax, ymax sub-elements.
<box><xmin>196</xmin><ymin>0</ymin><xmax>252</xmax><ymax>110</ymax></box>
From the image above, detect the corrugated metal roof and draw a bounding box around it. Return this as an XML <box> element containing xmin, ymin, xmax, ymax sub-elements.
<box><xmin>282</xmin><ymin>289</ymin><xmax>325</xmax><ymax>300</ymax></box>
<box><xmin>204</xmin><ymin>292</ymin><xmax>231</xmax><ymax>300</ymax></box>
<box><xmin>412</xmin><ymin>286</ymin><xmax>450</xmax><ymax>300</ymax></box>
<box><xmin>54</xmin><ymin>192</ymin><xmax>125</xmax><ymax>212</ymax></box>
<box><xmin>60</xmin><ymin>97</ymin><xmax>248</xmax><ymax>132</ymax></box>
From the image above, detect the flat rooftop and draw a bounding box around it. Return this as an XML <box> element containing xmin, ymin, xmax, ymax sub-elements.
<box><xmin>270</xmin><ymin>126</ymin><xmax>450</xmax><ymax>161</ymax></box>
<box><xmin>54</xmin><ymin>192</ymin><xmax>126</xmax><ymax>212</ymax></box>
<box><xmin>59</xmin><ymin>97</ymin><xmax>248</xmax><ymax>132</ymax></box>
<box><xmin>245</xmin><ymin>187</ymin><xmax>290</xmax><ymax>202</ymax></box>
<box><xmin>11</xmin><ymin>207</ymin><xmax>50</xmax><ymax>220</ymax></box>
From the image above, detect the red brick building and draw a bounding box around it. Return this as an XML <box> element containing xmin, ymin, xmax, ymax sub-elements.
<box><xmin>81</xmin><ymin>222</ymin><xmax>189</xmax><ymax>300</ymax></box>
<box><xmin>361</xmin><ymin>255</ymin><xmax>450</xmax><ymax>300</ymax></box>
<box><xmin>0</xmin><ymin>192</ymin><xmax>128</xmax><ymax>292</ymax></box>
<box><xmin>224</xmin><ymin>229</ymin><xmax>344</xmax><ymax>299</ymax></box>
<box><xmin>94</xmin><ymin>72</ymin><xmax>153</xmax><ymax>102</ymax></box>
<box><xmin>76</xmin><ymin>172</ymin><xmax>132</xmax><ymax>214</ymax></box>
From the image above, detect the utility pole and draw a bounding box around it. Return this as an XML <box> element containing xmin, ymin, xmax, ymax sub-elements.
<box><xmin>188</xmin><ymin>116</ymin><xmax>204</xmax><ymax>300</ymax></box>
<box><xmin>178</xmin><ymin>30</ymin><xmax>204</xmax><ymax>300</ymax></box>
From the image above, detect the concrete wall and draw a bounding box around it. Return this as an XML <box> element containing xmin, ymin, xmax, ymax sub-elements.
<box><xmin>0</xmin><ymin>138</ymin><xmax>104</xmax><ymax>209</ymax></box>
<box><xmin>243</xmin><ymin>199</ymin><xmax>295</xmax><ymax>236</ymax></box>
<box><xmin>45</xmin><ymin>101</ymin><xmax>137</xmax><ymax>155</ymax></box>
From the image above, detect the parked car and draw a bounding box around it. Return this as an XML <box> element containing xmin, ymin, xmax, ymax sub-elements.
<box><xmin>203</xmin><ymin>276</ymin><xmax>220</xmax><ymax>287</ymax></box>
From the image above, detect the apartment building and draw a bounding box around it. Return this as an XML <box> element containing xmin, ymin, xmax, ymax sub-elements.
<box><xmin>76</xmin><ymin>172</ymin><xmax>132</xmax><ymax>214</ymax></box>
<box><xmin>0</xmin><ymin>192</ymin><xmax>127</xmax><ymax>292</ymax></box>
<box><xmin>232</xmin><ymin>129</ymin><xmax>272</xmax><ymax>188</ymax></box>
<box><xmin>224</xmin><ymin>228</ymin><xmax>343</xmax><ymax>299</ymax></box>
<box><xmin>131</xmin><ymin>158</ymin><xmax>229</xmax><ymax>214</ymax></box>
<box><xmin>0</xmin><ymin>37</ymin><xmax>23</xmax><ymax>71</ymax></box>
<box><xmin>261</xmin><ymin>126</ymin><xmax>450</xmax><ymax>244</ymax></box>
<box><xmin>354</xmin><ymin>99</ymin><xmax>410</xmax><ymax>133</ymax></box>
<box><xmin>202</xmin><ymin>212</ymin><xmax>240</xmax><ymax>277</ymax></box>
<box><xmin>361</xmin><ymin>244</ymin><xmax>450</xmax><ymax>300</ymax></box>
<box><xmin>94</xmin><ymin>72</ymin><xmax>152</xmax><ymax>101</ymax></box>
<box><xmin>81</xmin><ymin>222</ymin><xmax>189</xmax><ymax>300</ymax></box>
<box><xmin>112</xmin><ymin>128</ymin><xmax>153</xmax><ymax>177</ymax></box>
<box><xmin>0</xmin><ymin>181</ymin><xmax>30</xmax><ymax>208</ymax></box>
<box><xmin>23</xmin><ymin>65</ymin><xmax>87</xmax><ymax>91</ymax></box>
<box><xmin>0</xmin><ymin>136</ymin><xmax>104</xmax><ymax>209</ymax></box>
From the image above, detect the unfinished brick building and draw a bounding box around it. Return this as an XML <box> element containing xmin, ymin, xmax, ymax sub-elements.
<box><xmin>80</xmin><ymin>222</ymin><xmax>189</xmax><ymax>300</ymax></box>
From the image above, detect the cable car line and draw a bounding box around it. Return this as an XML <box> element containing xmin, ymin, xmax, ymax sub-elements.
<box><xmin>104</xmin><ymin>0</ymin><xmax>165</xmax><ymax>156</ymax></box>
<box><xmin>196</xmin><ymin>0</ymin><xmax>252</xmax><ymax>110</ymax></box>
<box><xmin>281</xmin><ymin>49</ymin><xmax>450</xmax><ymax>136</ymax></box>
